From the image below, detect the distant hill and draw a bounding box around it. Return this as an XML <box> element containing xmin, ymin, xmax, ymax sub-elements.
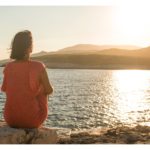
<box><xmin>56</xmin><ymin>44</ymin><xmax>140</xmax><ymax>54</ymax></box>
<box><xmin>1</xmin><ymin>44</ymin><xmax>150</xmax><ymax>69</ymax></box>
<box><xmin>95</xmin><ymin>46</ymin><xmax>150</xmax><ymax>58</ymax></box>
<box><xmin>55</xmin><ymin>44</ymin><xmax>150</xmax><ymax>58</ymax></box>
<box><xmin>30</xmin><ymin>45</ymin><xmax>150</xmax><ymax>69</ymax></box>
<box><xmin>0</xmin><ymin>51</ymin><xmax>49</xmax><ymax>67</ymax></box>
<box><xmin>32</xmin><ymin>54</ymin><xmax>150</xmax><ymax>69</ymax></box>
<box><xmin>31</xmin><ymin>51</ymin><xmax>48</xmax><ymax>57</ymax></box>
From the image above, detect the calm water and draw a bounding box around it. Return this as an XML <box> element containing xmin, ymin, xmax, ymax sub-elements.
<box><xmin>1</xmin><ymin>68</ymin><xmax>150</xmax><ymax>129</ymax></box>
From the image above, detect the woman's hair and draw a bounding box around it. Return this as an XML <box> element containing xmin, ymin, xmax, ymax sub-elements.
<box><xmin>10</xmin><ymin>30</ymin><xmax>32</xmax><ymax>60</ymax></box>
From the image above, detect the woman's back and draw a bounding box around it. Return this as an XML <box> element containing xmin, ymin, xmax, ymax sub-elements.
<box><xmin>1</xmin><ymin>60</ymin><xmax>48</xmax><ymax>128</ymax></box>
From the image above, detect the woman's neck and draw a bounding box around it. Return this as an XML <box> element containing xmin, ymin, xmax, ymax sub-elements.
<box><xmin>15</xmin><ymin>59</ymin><xmax>30</xmax><ymax>62</ymax></box>
<box><xmin>15</xmin><ymin>55</ymin><xmax>30</xmax><ymax>62</ymax></box>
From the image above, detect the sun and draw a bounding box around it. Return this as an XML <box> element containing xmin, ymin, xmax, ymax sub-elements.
<box><xmin>114</xmin><ymin>5</ymin><xmax>150</xmax><ymax>44</ymax></box>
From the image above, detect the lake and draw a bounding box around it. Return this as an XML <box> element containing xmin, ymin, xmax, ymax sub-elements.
<box><xmin>1</xmin><ymin>68</ymin><xmax>150</xmax><ymax>129</ymax></box>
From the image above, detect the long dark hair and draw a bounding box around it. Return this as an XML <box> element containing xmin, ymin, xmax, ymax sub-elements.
<box><xmin>10</xmin><ymin>30</ymin><xmax>32</xmax><ymax>60</ymax></box>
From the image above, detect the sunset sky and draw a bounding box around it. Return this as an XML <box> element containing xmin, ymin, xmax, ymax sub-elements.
<box><xmin>0</xmin><ymin>3</ymin><xmax>150</xmax><ymax>60</ymax></box>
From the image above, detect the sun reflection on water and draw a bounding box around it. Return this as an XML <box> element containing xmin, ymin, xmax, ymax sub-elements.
<box><xmin>112</xmin><ymin>70</ymin><xmax>150</xmax><ymax>125</ymax></box>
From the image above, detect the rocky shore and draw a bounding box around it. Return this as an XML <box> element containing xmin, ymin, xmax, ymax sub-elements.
<box><xmin>0</xmin><ymin>120</ymin><xmax>150</xmax><ymax>144</ymax></box>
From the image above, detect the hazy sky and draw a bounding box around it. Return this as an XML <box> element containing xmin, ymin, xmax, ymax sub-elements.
<box><xmin>0</xmin><ymin>6</ymin><xmax>150</xmax><ymax>60</ymax></box>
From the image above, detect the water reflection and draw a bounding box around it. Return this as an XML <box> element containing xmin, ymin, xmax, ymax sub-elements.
<box><xmin>1</xmin><ymin>68</ymin><xmax>150</xmax><ymax>128</ymax></box>
<box><xmin>113</xmin><ymin>70</ymin><xmax>150</xmax><ymax>125</ymax></box>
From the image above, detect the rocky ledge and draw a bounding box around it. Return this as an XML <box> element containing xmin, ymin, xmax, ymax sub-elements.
<box><xmin>1</xmin><ymin>120</ymin><xmax>150</xmax><ymax>144</ymax></box>
<box><xmin>60</xmin><ymin>125</ymin><xmax>150</xmax><ymax>144</ymax></box>
<box><xmin>0</xmin><ymin>120</ymin><xmax>59</xmax><ymax>144</ymax></box>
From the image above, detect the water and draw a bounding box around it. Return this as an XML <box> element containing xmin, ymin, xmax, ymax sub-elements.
<box><xmin>1</xmin><ymin>68</ymin><xmax>150</xmax><ymax>129</ymax></box>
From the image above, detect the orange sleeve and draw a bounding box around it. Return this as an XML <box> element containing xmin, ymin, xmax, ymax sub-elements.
<box><xmin>39</xmin><ymin>62</ymin><xmax>46</xmax><ymax>73</ymax></box>
<box><xmin>1</xmin><ymin>66</ymin><xmax>8</xmax><ymax>92</ymax></box>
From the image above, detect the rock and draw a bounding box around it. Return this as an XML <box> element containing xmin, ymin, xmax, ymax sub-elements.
<box><xmin>0</xmin><ymin>121</ymin><xmax>58</xmax><ymax>144</ymax></box>
<box><xmin>105</xmin><ymin>129</ymin><xmax>117</xmax><ymax>136</ymax></box>
<box><xmin>0</xmin><ymin>127</ymin><xmax>26</xmax><ymax>144</ymax></box>
<box><xmin>56</xmin><ymin>128</ymin><xmax>71</xmax><ymax>144</ymax></box>
<box><xmin>1</xmin><ymin>120</ymin><xmax>150</xmax><ymax>144</ymax></box>
<box><xmin>30</xmin><ymin>127</ymin><xmax>58</xmax><ymax>144</ymax></box>
<box><xmin>126</xmin><ymin>134</ymin><xmax>141</xmax><ymax>144</ymax></box>
<box><xmin>70</xmin><ymin>131</ymin><xmax>90</xmax><ymax>138</ymax></box>
<box><xmin>135</xmin><ymin>125</ymin><xmax>150</xmax><ymax>133</ymax></box>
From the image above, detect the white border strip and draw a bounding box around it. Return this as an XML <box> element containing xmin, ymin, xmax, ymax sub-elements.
<box><xmin>0</xmin><ymin>0</ymin><xmax>116</xmax><ymax>6</ymax></box>
<box><xmin>0</xmin><ymin>0</ymin><xmax>149</xmax><ymax>6</ymax></box>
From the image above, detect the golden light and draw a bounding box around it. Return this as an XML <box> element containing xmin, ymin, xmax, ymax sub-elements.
<box><xmin>112</xmin><ymin>70</ymin><xmax>150</xmax><ymax>124</ymax></box>
<box><xmin>114</xmin><ymin>70</ymin><xmax>149</xmax><ymax>92</ymax></box>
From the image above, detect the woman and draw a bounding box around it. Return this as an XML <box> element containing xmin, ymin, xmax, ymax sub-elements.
<box><xmin>1</xmin><ymin>30</ymin><xmax>53</xmax><ymax>128</ymax></box>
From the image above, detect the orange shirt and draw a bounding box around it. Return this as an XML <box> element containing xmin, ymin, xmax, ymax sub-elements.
<box><xmin>1</xmin><ymin>60</ymin><xmax>48</xmax><ymax>128</ymax></box>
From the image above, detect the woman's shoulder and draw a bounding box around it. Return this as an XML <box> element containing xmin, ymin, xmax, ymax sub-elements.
<box><xmin>30</xmin><ymin>60</ymin><xmax>45</xmax><ymax>65</ymax></box>
<box><xmin>29</xmin><ymin>60</ymin><xmax>46</xmax><ymax>70</ymax></box>
<box><xmin>3</xmin><ymin>60</ymin><xmax>14</xmax><ymax>73</ymax></box>
<box><xmin>4</xmin><ymin>60</ymin><xmax>14</xmax><ymax>68</ymax></box>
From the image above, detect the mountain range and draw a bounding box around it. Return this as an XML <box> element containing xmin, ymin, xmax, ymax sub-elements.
<box><xmin>1</xmin><ymin>44</ymin><xmax>150</xmax><ymax>69</ymax></box>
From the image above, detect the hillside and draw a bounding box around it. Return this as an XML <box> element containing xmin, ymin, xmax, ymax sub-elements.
<box><xmin>55</xmin><ymin>44</ymin><xmax>150</xmax><ymax>58</ymax></box>
<box><xmin>55</xmin><ymin>44</ymin><xmax>140</xmax><ymax>54</ymax></box>
<box><xmin>31</xmin><ymin>51</ymin><xmax>48</xmax><ymax>57</ymax></box>
<box><xmin>32</xmin><ymin>45</ymin><xmax>150</xmax><ymax>69</ymax></box>
<box><xmin>1</xmin><ymin>44</ymin><xmax>150</xmax><ymax>69</ymax></box>
<box><xmin>96</xmin><ymin>46</ymin><xmax>150</xmax><ymax>58</ymax></box>
<box><xmin>31</xmin><ymin>54</ymin><xmax>150</xmax><ymax>69</ymax></box>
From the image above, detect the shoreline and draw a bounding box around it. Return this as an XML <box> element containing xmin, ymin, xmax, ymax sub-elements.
<box><xmin>1</xmin><ymin>66</ymin><xmax>150</xmax><ymax>70</ymax></box>
<box><xmin>1</xmin><ymin>120</ymin><xmax>150</xmax><ymax>144</ymax></box>
<box><xmin>59</xmin><ymin>125</ymin><xmax>150</xmax><ymax>144</ymax></box>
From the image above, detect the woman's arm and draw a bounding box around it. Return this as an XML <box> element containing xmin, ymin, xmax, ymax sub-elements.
<box><xmin>40</xmin><ymin>68</ymin><xmax>53</xmax><ymax>95</ymax></box>
<box><xmin>1</xmin><ymin>65</ymin><xmax>8</xmax><ymax>92</ymax></box>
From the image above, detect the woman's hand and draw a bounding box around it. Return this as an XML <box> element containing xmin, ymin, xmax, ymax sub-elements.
<box><xmin>40</xmin><ymin>68</ymin><xmax>53</xmax><ymax>95</ymax></box>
